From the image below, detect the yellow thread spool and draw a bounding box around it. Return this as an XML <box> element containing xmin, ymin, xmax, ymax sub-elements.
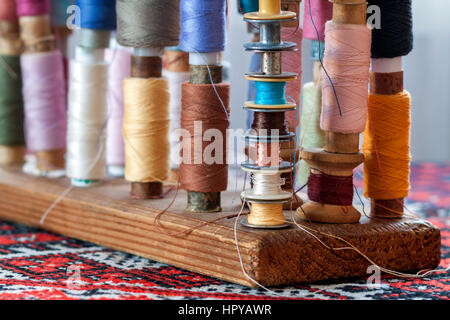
<box><xmin>248</xmin><ymin>203</ymin><xmax>286</xmax><ymax>226</ymax></box>
<box><xmin>260</xmin><ymin>0</ymin><xmax>281</xmax><ymax>17</ymax></box>
<box><xmin>244</xmin><ymin>0</ymin><xmax>296</xmax><ymax>20</ymax></box>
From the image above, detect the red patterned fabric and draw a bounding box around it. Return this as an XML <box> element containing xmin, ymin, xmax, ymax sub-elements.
<box><xmin>0</xmin><ymin>163</ymin><xmax>448</xmax><ymax>300</ymax></box>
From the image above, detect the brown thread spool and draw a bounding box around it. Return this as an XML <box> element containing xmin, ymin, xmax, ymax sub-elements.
<box><xmin>251</xmin><ymin>111</ymin><xmax>289</xmax><ymax>136</ymax></box>
<box><xmin>129</xmin><ymin>54</ymin><xmax>165</xmax><ymax>199</ymax></box>
<box><xmin>369</xmin><ymin>71</ymin><xmax>405</xmax><ymax>218</ymax></box>
<box><xmin>298</xmin><ymin>0</ymin><xmax>367</xmax><ymax>223</ymax></box>
<box><xmin>182</xmin><ymin>61</ymin><xmax>228</xmax><ymax>212</ymax></box>
<box><xmin>179</xmin><ymin>82</ymin><xmax>230</xmax><ymax>210</ymax></box>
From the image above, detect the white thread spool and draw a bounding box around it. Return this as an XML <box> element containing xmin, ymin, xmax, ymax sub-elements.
<box><xmin>106</xmin><ymin>40</ymin><xmax>132</xmax><ymax>177</ymax></box>
<box><xmin>252</xmin><ymin>172</ymin><xmax>284</xmax><ymax>195</ymax></box>
<box><xmin>163</xmin><ymin>69</ymin><xmax>190</xmax><ymax>169</ymax></box>
<box><xmin>67</xmin><ymin>46</ymin><xmax>109</xmax><ymax>187</ymax></box>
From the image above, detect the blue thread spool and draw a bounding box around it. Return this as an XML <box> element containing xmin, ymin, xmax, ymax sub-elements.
<box><xmin>254</xmin><ymin>81</ymin><xmax>287</xmax><ymax>105</ymax></box>
<box><xmin>76</xmin><ymin>0</ymin><xmax>117</xmax><ymax>30</ymax></box>
<box><xmin>180</xmin><ymin>0</ymin><xmax>226</xmax><ymax>53</ymax></box>
<box><xmin>238</xmin><ymin>0</ymin><xmax>259</xmax><ymax>14</ymax></box>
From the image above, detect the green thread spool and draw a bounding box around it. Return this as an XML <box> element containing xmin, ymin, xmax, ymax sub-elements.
<box><xmin>0</xmin><ymin>55</ymin><xmax>25</xmax><ymax>146</ymax></box>
<box><xmin>298</xmin><ymin>81</ymin><xmax>325</xmax><ymax>186</ymax></box>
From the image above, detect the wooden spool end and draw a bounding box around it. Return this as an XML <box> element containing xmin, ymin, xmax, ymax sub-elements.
<box><xmin>0</xmin><ymin>37</ymin><xmax>22</xmax><ymax>55</ymax></box>
<box><xmin>281</xmin><ymin>0</ymin><xmax>301</xmax><ymax>28</ymax></box>
<box><xmin>369</xmin><ymin>70</ymin><xmax>405</xmax><ymax>218</ymax></box>
<box><xmin>0</xmin><ymin>145</ymin><xmax>25</xmax><ymax>165</ymax></box>
<box><xmin>35</xmin><ymin>149</ymin><xmax>65</xmax><ymax>171</ymax></box>
<box><xmin>324</xmin><ymin>131</ymin><xmax>360</xmax><ymax>154</ymax></box>
<box><xmin>370</xmin><ymin>71</ymin><xmax>404</xmax><ymax>95</ymax></box>
<box><xmin>164</xmin><ymin>49</ymin><xmax>189</xmax><ymax>73</ymax></box>
<box><xmin>331</xmin><ymin>0</ymin><xmax>367</xmax><ymax>25</ymax></box>
<box><xmin>130</xmin><ymin>54</ymin><xmax>164</xmax><ymax>199</ymax></box>
<box><xmin>0</xmin><ymin>20</ymin><xmax>19</xmax><ymax>36</ymax></box>
<box><xmin>131</xmin><ymin>55</ymin><xmax>162</xmax><ymax>78</ymax></box>
<box><xmin>19</xmin><ymin>14</ymin><xmax>56</xmax><ymax>54</ymax></box>
<box><xmin>190</xmin><ymin>65</ymin><xmax>222</xmax><ymax>84</ymax></box>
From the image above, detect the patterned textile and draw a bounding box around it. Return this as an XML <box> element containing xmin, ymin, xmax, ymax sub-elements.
<box><xmin>0</xmin><ymin>163</ymin><xmax>448</xmax><ymax>300</ymax></box>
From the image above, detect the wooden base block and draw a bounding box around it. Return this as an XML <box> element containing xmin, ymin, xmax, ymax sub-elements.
<box><xmin>0</xmin><ymin>167</ymin><xmax>441</xmax><ymax>287</ymax></box>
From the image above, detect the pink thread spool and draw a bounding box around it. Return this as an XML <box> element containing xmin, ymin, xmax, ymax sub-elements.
<box><xmin>282</xmin><ymin>27</ymin><xmax>302</xmax><ymax>130</ymax></box>
<box><xmin>21</xmin><ymin>51</ymin><xmax>66</xmax><ymax>154</ymax></box>
<box><xmin>16</xmin><ymin>0</ymin><xmax>50</xmax><ymax>17</ymax></box>
<box><xmin>320</xmin><ymin>21</ymin><xmax>371</xmax><ymax>134</ymax></box>
<box><xmin>106</xmin><ymin>47</ymin><xmax>131</xmax><ymax>176</ymax></box>
<box><xmin>0</xmin><ymin>0</ymin><xmax>18</xmax><ymax>21</ymax></box>
<box><xmin>303</xmin><ymin>0</ymin><xmax>332</xmax><ymax>41</ymax></box>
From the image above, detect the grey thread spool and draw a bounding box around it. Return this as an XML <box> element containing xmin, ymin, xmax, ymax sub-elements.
<box><xmin>116</xmin><ymin>0</ymin><xmax>180</xmax><ymax>48</ymax></box>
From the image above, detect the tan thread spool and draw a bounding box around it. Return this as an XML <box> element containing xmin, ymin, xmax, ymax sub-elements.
<box><xmin>123</xmin><ymin>77</ymin><xmax>170</xmax><ymax>185</ymax></box>
<box><xmin>248</xmin><ymin>203</ymin><xmax>286</xmax><ymax>226</ymax></box>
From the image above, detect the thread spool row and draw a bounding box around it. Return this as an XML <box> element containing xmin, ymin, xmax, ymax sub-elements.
<box><xmin>362</xmin><ymin>0</ymin><xmax>413</xmax><ymax>218</ymax></box>
<box><xmin>298</xmin><ymin>0</ymin><xmax>370</xmax><ymax>224</ymax></box>
<box><xmin>178</xmin><ymin>0</ymin><xmax>229</xmax><ymax>213</ymax></box>
<box><xmin>241</xmin><ymin>0</ymin><xmax>299</xmax><ymax>228</ymax></box>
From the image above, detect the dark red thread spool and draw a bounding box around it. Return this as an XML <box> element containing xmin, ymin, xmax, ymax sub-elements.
<box><xmin>307</xmin><ymin>170</ymin><xmax>353</xmax><ymax>206</ymax></box>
